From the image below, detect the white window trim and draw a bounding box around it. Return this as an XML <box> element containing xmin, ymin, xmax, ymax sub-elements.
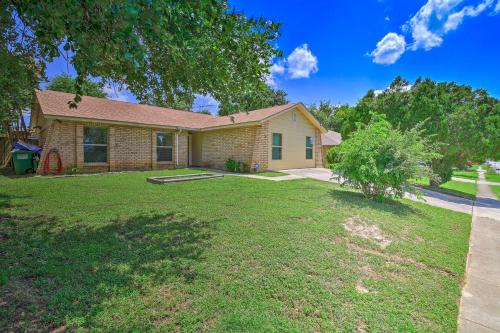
<box><xmin>157</xmin><ymin>132</ymin><xmax>174</xmax><ymax>162</ymax></box>
<box><xmin>272</xmin><ymin>133</ymin><xmax>283</xmax><ymax>160</ymax></box>
<box><xmin>83</xmin><ymin>127</ymin><xmax>108</xmax><ymax>164</ymax></box>
<box><xmin>306</xmin><ymin>136</ymin><xmax>313</xmax><ymax>160</ymax></box>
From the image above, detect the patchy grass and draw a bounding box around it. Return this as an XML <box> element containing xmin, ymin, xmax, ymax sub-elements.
<box><xmin>256</xmin><ymin>171</ymin><xmax>288</xmax><ymax>177</ymax></box>
<box><xmin>490</xmin><ymin>185</ymin><xmax>500</xmax><ymax>199</ymax></box>
<box><xmin>452</xmin><ymin>170</ymin><xmax>478</xmax><ymax>180</ymax></box>
<box><xmin>0</xmin><ymin>169</ymin><xmax>470</xmax><ymax>332</ymax></box>
<box><xmin>414</xmin><ymin>177</ymin><xmax>477</xmax><ymax>200</ymax></box>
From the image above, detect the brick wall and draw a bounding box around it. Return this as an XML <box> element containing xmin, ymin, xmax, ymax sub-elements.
<box><xmin>252</xmin><ymin>122</ymin><xmax>269</xmax><ymax>171</ymax></box>
<box><xmin>38</xmin><ymin>120</ymin><xmax>187</xmax><ymax>174</ymax></box>
<box><xmin>38</xmin><ymin>121</ymin><xmax>77</xmax><ymax>174</ymax></box>
<box><xmin>200</xmin><ymin>126</ymin><xmax>257</xmax><ymax>170</ymax></box>
<box><xmin>314</xmin><ymin>129</ymin><xmax>323</xmax><ymax>167</ymax></box>
<box><xmin>177</xmin><ymin>131</ymin><xmax>189</xmax><ymax>168</ymax></box>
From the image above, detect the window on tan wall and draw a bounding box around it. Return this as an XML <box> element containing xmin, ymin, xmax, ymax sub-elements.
<box><xmin>83</xmin><ymin>127</ymin><xmax>107</xmax><ymax>163</ymax></box>
<box><xmin>156</xmin><ymin>132</ymin><xmax>173</xmax><ymax>162</ymax></box>
<box><xmin>306</xmin><ymin>136</ymin><xmax>313</xmax><ymax>160</ymax></box>
<box><xmin>272</xmin><ymin>133</ymin><xmax>282</xmax><ymax>160</ymax></box>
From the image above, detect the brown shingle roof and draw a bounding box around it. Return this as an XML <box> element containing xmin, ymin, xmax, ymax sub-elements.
<box><xmin>35</xmin><ymin>90</ymin><xmax>298</xmax><ymax>130</ymax></box>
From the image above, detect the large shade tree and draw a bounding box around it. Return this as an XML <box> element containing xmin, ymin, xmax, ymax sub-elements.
<box><xmin>218</xmin><ymin>87</ymin><xmax>288</xmax><ymax>116</ymax></box>
<box><xmin>308</xmin><ymin>101</ymin><xmax>350</xmax><ymax>131</ymax></box>
<box><xmin>1</xmin><ymin>1</ymin><xmax>282</xmax><ymax>134</ymax></box>
<box><xmin>333</xmin><ymin>76</ymin><xmax>500</xmax><ymax>183</ymax></box>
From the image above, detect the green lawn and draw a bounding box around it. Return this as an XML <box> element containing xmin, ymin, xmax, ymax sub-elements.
<box><xmin>255</xmin><ymin>171</ymin><xmax>288</xmax><ymax>177</ymax></box>
<box><xmin>414</xmin><ymin>177</ymin><xmax>477</xmax><ymax>200</ymax></box>
<box><xmin>485</xmin><ymin>172</ymin><xmax>500</xmax><ymax>183</ymax></box>
<box><xmin>491</xmin><ymin>185</ymin><xmax>500</xmax><ymax>199</ymax></box>
<box><xmin>0</xmin><ymin>169</ymin><xmax>470</xmax><ymax>332</ymax></box>
<box><xmin>452</xmin><ymin>170</ymin><xmax>478</xmax><ymax>180</ymax></box>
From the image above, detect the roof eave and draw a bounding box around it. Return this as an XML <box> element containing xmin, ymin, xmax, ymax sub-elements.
<box><xmin>43</xmin><ymin>114</ymin><xmax>198</xmax><ymax>131</ymax></box>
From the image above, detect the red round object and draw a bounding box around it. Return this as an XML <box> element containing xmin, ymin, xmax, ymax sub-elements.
<box><xmin>43</xmin><ymin>149</ymin><xmax>63</xmax><ymax>175</ymax></box>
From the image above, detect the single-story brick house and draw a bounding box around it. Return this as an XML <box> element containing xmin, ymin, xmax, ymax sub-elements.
<box><xmin>31</xmin><ymin>90</ymin><xmax>326</xmax><ymax>174</ymax></box>
<box><xmin>321</xmin><ymin>130</ymin><xmax>342</xmax><ymax>166</ymax></box>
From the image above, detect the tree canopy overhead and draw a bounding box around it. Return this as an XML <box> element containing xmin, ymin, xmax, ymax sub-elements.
<box><xmin>332</xmin><ymin>76</ymin><xmax>500</xmax><ymax>182</ymax></box>
<box><xmin>1</xmin><ymin>0</ymin><xmax>282</xmax><ymax>132</ymax></box>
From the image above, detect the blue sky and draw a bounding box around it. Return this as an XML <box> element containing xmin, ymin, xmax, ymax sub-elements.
<box><xmin>46</xmin><ymin>0</ymin><xmax>500</xmax><ymax>112</ymax></box>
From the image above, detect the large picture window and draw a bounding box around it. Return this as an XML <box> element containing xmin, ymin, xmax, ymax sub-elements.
<box><xmin>306</xmin><ymin>136</ymin><xmax>313</xmax><ymax>160</ymax></box>
<box><xmin>272</xmin><ymin>133</ymin><xmax>282</xmax><ymax>160</ymax></box>
<box><xmin>157</xmin><ymin>132</ymin><xmax>173</xmax><ymax>162</ymax></box>
<box><xmin>83</xmin><ymin>127</ymin><xmax>107</xmax><ymax>163</ymax></box>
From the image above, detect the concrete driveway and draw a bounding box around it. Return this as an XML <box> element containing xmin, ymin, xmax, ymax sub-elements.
<box><xmin>280</xmin><ymin>167</ymin><xmax>335</xmax><ymax>182</ymax></box>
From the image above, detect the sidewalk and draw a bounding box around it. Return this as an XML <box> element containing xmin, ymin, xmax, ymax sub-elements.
<box><xmin>458</xmin><ymin>169</ymin><xmax>500</xmax><ymax>332</ymax></box>
<box><xmin>452</xmin><ymin>176</ymin><xmax>500</xmax><ymax>186</ymax></box>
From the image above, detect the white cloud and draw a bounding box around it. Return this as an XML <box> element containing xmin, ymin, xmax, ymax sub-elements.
<box><xmin>371</xmin><ymin>0</ymin><xmax>496</xmax><ymax>65</ymax></box>
<box><xmin>385</xmin><ymin>16</ymin><xmax>390</xmax><ymax>21</ymax></box>
<box><xmin>369</xmin><ymin>33</ymin><xmax>406</xmax><ymax>65</ymax></box>
<box><xmin>104</xmin><ymin>85</ymin><xmax>129</xmax><ymax>102</ymax></box>
<box><xmin>444</xmin><ymin>0</ymin><xmax>494</xmax><ymax>32</ymax></box>
<box><xmin>374</xmin><ymin>83</ymin><xmax>412</xmax><ymax>96</ymax></box>
<box><xmin>266</xmin><ymin>61</ymin><xmax>286</xmax><ymax>88</ymax></box>
<box><xmin>286</xmin><ymin>44</ymin><xmax>318</xmax><ymax>79</ymax></box>
<box><xmin>408</xmin><ymin>0</ymin><xmax>494</xmax><ymax>50</ymax></box>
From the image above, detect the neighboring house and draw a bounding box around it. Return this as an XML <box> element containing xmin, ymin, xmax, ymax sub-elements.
<box><xmin>321</xmin><ymin>130</ymin><xmax>342</xmax><ymax>167</ymax></box>
<box><xmin>31</xmin><ymin>90</ymin><xmax>326</xmax><ymax>174</ymax></box>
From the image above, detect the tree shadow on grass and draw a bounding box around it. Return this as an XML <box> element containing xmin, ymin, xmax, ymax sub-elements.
<box><xmin>327</xmin><ymin>188</ymin><xmax>423</xmax><ymax>217</ymax></box>
<box><xmin>0</xmin><ymin>212</ymin><xmax>217</xmax><ymax>331</ymax></box>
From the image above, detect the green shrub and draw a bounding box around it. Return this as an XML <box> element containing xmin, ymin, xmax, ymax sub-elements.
<box><xmin>64</xmin><ymin>167</ymin><xmax>79</xmax><ymax>175</ymax></box>
<box><xmin>329</xmin><ymin>115</ymin><xmax>440</xmax><ymax>200</ymax></box>
<box><xmin>224</xmin><ymin>159</ymin><xmax>250</xmax><ymax>173</ymax></box>
<box><xmin>240</xmin><ymin>162</ymin><xmax>249</xmax><ymax>173</ymax></box>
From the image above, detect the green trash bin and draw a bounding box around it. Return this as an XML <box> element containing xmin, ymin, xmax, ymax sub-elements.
<box><xmin>11</xmin><ymin>149</ymin><xmax>36</xmax><ymax>175</ymax></box>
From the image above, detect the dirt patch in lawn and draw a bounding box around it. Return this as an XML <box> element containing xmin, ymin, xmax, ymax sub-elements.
<box><xmin>345</xmin><ymin>242</ymin><xmax>455</xmax><ymax>277</ymax></box>
<box><xmin>343</xmin><ymin>217</ymin><xmax>392</xmax><ymax>248</ymax></box>
<box><xmin>355</xmin><ymin>281</ymin><xmax>370</xmax><ymax>294</ymax></box>
<box><xmin>152</xmin><ymin>297</ymin><xmax>193</xmax><ymax>326</ymax></box>
<box><xmin>326</xmin><ymin>236</ymin><xmax>454</xmax><ymax>277</ymax></box>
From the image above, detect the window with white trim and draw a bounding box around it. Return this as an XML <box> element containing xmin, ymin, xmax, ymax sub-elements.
<box><xmin>306</xmin><ymin>136</ymin><xmax>313</xmax><ymax>160</ymax></box>
<box><xmin>156</xmin><ymin>132</ymin><xmax>173</xmax><ymax>162</ymax></box>
<box><xmin>83</xmin><ymin>127</ymin><xmax>107</xmax><ymax>163</ymax></box>
<box><xmin>272</xmin><ymin>133</ymin><xmax>282</xmax><ymax>160</ymax></box>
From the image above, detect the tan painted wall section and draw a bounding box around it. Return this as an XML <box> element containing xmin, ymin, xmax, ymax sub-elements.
<box><xmin>267</xmin><ymin>108</ymin><xmax>318</xmax><ymax>170</ymax></box>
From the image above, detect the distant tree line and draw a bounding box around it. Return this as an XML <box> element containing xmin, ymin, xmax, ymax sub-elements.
<box><xmin>310</xmin><ymin>76</ymin><xmax>500</xmax><ymax>183</ymax></box>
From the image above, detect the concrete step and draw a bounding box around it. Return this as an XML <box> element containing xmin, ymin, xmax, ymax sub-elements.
<box><xmin>147</xmin><ymin>173</ymin><xmax>223</xmax><ymax>184</ymax></box>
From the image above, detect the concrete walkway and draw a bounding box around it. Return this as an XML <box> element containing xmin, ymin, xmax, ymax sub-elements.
<box><xmin>452</xmin><ymin>176</ymin><xmax>500</xmax><ymax>186</ymax></box>
<box><xmin>458</xmin><ymin>170</ymin><xmax>500</xmax><ymax>332</ymax></box>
